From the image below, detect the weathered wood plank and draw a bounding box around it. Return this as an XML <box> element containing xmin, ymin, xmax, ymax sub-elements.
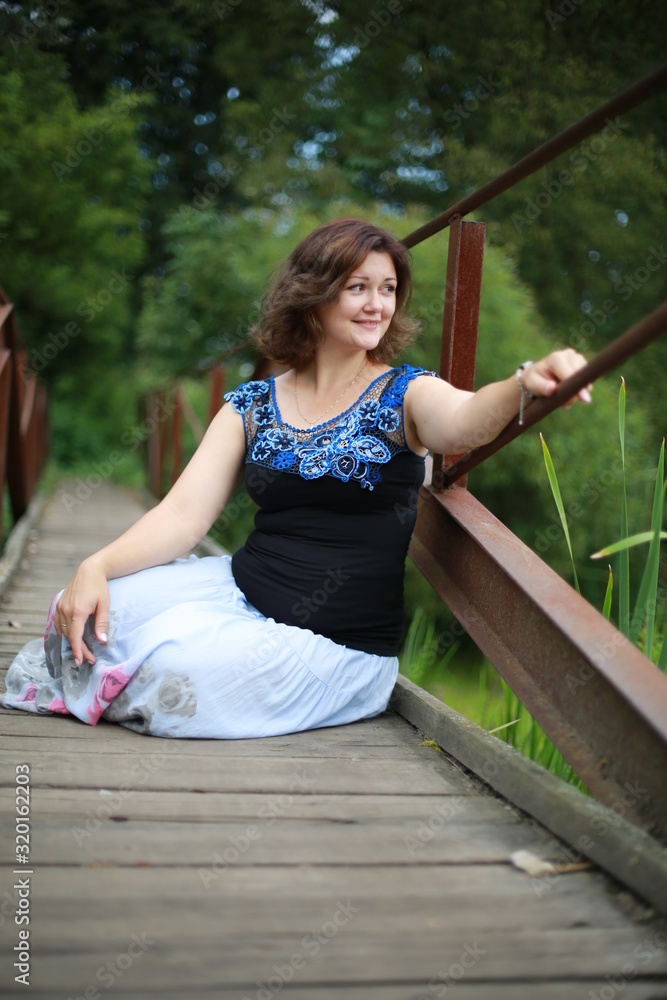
<box><xmin>0</xmin><ymin>595</ymin><xmax>57</xmax><ymax>610</ymax></box>
<box><xmin>0</xmin><ymin>740</ymin><xmax>442</xmax><ymax>762</ymax></box>
<box><xmin>10</xmin><ymin>987</ymin><xmax>667</xmax><ymax>1000</ymax></box>
<box><xmin>12</xmin><ymin>862</ymin><xmax>635</xmax><ymax>930</ymax></box>
<box><xmin>0</xmin><ymin>635</ymin><xmax>42</xmax><ymax>649</ymax></box>
<box><xmin>0</xmin><ymin>750</ymin><xmax>474</xmax><ymax>794</ymax></box>
<box><xmin>0</xmin><ymin>606</ymin><xmax>57</xmax><ymax>619</ymax></box>
<box><xmin>0</xmin><ymin>604</ymin><xmax>55</xmax><ymax>620</ymax></box>
<box><xmin>1</xmin><ymin>811</ymin><xmax>566</xmax><ymax>866</ymax></box>
<box><xmin>9</xmin><ymin>883</ymin><xmax>639</xmax><ymax>949</ymax></box>
<box><xmin>0</xmin><ymin>788</ymin><xmax>505</xmax><ymax>822</ymax></box>
<box><xmin>0</xmin><ymin>710</ymin><xmax>422</xmax><ymax>746</ymax></box>
<box><xmin>1</xmin><ymin>582</ymin><xmax>62</xmax><ymax>594</ymax></box>
<box><xmin>0</xmin><ymin>713</ymin><xmax>422</xmax><ymax>743</ymax></box>
<box><xmin>0</xmin><ymin>736</ymin><xmax>443</xmax><ymax>763</ymax></box>
<box><xmin>2</xmin><ymin>567</ymin><xmax>78</xmax><ymax>581</ymax></box>
<box><xmin>7</xmin><ymin>860</ymin><xmax>626</xmax><ymax>906</ymax></box>
<box><xmin>16</xmin><ymin>929</ymin><xmax>667</xmax><ymax>990</ymax></box>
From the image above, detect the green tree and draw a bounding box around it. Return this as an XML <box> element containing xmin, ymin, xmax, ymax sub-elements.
<box><xmin>3</xmin><ymin>0</ymin><xmax>663</xmax><ymax>464</ymax></box>
<box><xmin>0</xmin><ymin>36</ymin><xmax>152</xmax><ymax>462</ymax></box>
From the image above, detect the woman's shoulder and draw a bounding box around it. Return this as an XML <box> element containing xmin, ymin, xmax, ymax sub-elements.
<box><xmin>392</xmin><ymin>362</ymin><xmax>440</xmax><ymax>379</ymax></box>
<box><xmin>380</xmin><ymin>363</ymin><xmax>440</xmax><ymax>399</ymax></box>
<box><xmin>223</xmin><ymin>377</ymin><xmax>272</xmax><ymax>414</ymax></box>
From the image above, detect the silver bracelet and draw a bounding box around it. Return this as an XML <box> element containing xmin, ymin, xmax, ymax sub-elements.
<box><xmin>515</xmin><ymin>361</ymin><xmax>536</xmax><ymax>426</ymax></box>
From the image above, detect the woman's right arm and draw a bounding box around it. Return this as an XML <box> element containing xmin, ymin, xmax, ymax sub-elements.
<box><xmin>55</xmin><ymin>399</ymin><xmax>247</xmax><ymax>665</ymax></box>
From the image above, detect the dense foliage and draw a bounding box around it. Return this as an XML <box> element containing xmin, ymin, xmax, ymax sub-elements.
<box><xmin>0</xmin><ymin>0</ymin><xmax>663</xmax><ymax>631</ymax></box>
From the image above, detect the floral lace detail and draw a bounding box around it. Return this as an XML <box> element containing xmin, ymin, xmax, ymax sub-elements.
<box><xmin>224</xmin><ymin>364</ymin><xmax>439</xmax><ymax>491</ymax></box>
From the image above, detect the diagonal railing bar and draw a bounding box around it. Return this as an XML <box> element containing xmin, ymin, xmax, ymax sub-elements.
<box><xmin>409</xmin><ymin>484</ymin><xmax>667</xmax><ymax>839</ymax></box>
<box><xmin>394</xmin><ymin>62</ymin><xmax>667</xmax><ymax>839</ymax></box>
<box><xmin>443</xmin><ymin>298</ymin><xmax>667</xmax><ymax>486</ymax></box>
<box><xmin>400</xmin><ymin>62</ymin><xmax>667</xmax><ymax>250</ymax></box>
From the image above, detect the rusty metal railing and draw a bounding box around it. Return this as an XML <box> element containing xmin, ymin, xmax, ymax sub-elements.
<box><xmin>144</xmin><ymin>366</ymin><xmax>226</xmax><ymax>500</ymax></box>
<box><xmin>0</xmin><ymin>288</ymin><xmax>49</xmax><ymax>549</ymax></box>
<box><xmin>392</xmin><ymin>63</ymin><xmax>667</xmax><ymax>840</ymax></box>
<box><xmin>443</xmin><ymin>297</ymin><xmax>667</xmax><ymax>486</ymax></box>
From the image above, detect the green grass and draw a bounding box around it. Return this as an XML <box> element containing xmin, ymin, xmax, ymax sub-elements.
<box><xmin>543</xmin><ymin>379</ymin><xmax>666</xmax><ymax>671</ymax></box>
<box><xmin>1</xmin><ymin>485</ymin><xmax>13</xmax><ymax>555</ymax></box>
<box><xmin>478</xmin><ymin>675</ymin><xmax>588</xmax><ymax>793</ymax></box>
<box><xmin>398</xmin><ymin>381</ymin><xmax>666</xmax><ymax>793</ymax></box>
<box><xmin>398</xmin><ymin>609</ymin><xmax>590</xmax><ymax>793</ymax></box>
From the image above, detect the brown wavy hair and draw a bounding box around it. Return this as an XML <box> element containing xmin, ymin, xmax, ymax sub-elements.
<box><xmin>250</xmin><ymin>218</ymin><xmax>420</xmax><ymax>367</ymax></box>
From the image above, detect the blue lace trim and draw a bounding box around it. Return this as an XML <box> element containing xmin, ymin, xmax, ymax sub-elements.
<box><xmin>224</xmin><ymin>364</ymin><xmax>439</xmax><ymax>491</ymax></box>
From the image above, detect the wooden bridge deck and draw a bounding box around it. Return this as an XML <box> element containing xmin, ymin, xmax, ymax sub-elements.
<box><xmin>1</xmin><ymin>482</ymin><xmax>667</xmax><ymax>999</ymax></box>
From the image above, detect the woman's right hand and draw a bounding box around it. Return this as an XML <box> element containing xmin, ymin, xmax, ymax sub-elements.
<box><xmin>55</xmin><ymin>556</ymin><xmax>110</xmax><ymax>667</ymax></box>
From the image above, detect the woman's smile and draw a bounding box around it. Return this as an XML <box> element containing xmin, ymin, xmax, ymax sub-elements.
<box><xmin>317</xmin><ymin>250</ymin><xmax>397</xmax><ymax>352</ymax></box>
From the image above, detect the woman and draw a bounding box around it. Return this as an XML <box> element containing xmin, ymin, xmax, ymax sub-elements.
<box><xmin>1</xmin><ymin>218</ymin><xmax>592</xmax><ymax>737</ymax></box>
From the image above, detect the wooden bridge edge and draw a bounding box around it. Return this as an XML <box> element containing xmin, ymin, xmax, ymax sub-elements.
<box><xmin>390</xmin><ymin>674</ymin><xmax>667</xmax><ymax>916</ymax></box>
<box><xmin>0</xmin><ymin>490</ymin><xmax>44</xmax><ymax>599</ymax></box>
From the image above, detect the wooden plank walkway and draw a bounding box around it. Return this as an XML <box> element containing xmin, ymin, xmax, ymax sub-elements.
<box><xmin>1</xmin><ymin>481</ymin><xmax>667</xmax><ymax>999</ymax></box>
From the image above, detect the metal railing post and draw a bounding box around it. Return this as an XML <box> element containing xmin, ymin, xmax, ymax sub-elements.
<box><xmin>432</xmin><ymin>217</ymin><xmax>485</xmax><ymax>491</ymax></box>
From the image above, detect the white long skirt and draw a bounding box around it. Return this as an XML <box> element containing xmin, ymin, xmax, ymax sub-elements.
<box><xmin>0</xmin><ymin>554</ymin><xmax>399</xmax><ymax>739</ymax></box>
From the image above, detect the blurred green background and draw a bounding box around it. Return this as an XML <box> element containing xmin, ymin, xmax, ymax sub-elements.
<box><xmin>1</xmin><ymin>0</ymin><xmax>665</xmax><ymax>741</ymax></box>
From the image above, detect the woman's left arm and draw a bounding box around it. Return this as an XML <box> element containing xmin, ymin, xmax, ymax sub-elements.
<box><xmin>405</xmin><ymin>348</ymin><xmax>593</xmax><ymax>455</ymax></box>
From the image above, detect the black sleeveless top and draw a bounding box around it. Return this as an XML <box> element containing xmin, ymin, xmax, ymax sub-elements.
<box><xmin>224</xmin><ymin>364</ymin><xmax>440</xmax><ymax>655</ymax></box>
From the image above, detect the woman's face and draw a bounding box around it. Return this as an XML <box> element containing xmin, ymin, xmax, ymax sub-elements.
<box><xmin>317</xmin><ymin>251</ymin><xmax>397</xmax><ymax>355</ymax></box>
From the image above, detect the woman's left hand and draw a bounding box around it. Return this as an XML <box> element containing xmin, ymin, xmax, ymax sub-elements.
<box><xmin>519</xmin><ymin>348</ymin><xmax>593</xmax><ymax>409</ymax></box>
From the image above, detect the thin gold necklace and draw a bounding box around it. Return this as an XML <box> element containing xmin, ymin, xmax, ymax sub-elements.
<box><xmin>294</xmin><ymin>359</ymin><xmax>368</xmax><ymax>426</ymax></box>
